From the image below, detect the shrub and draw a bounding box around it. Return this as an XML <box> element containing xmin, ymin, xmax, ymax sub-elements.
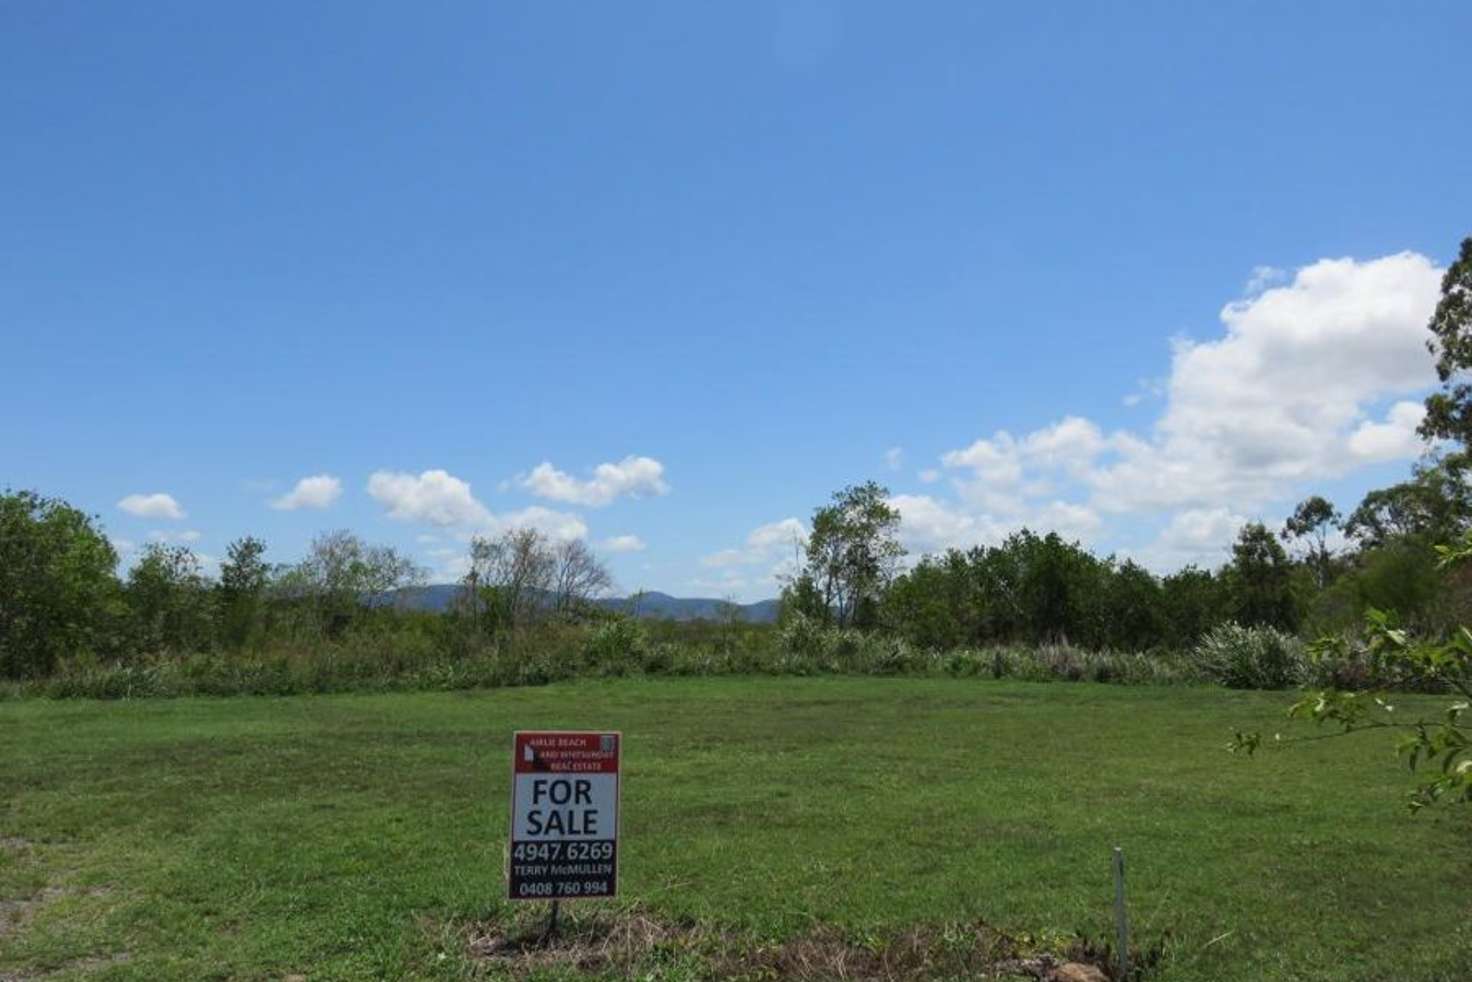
<box><xmin>1190</xmin><ymin>623</ymin><xmax>1306</xmax><ymax>689</ymax></box>
<box><xmin>863</xmin><ymin>635</ymin><xmax>929</xmax><ymax>676</ymax></box>
<box><xmin>582</xmin><ymin>619</ymin><xmax>649</xmax><ymax>675</ymax></box>
<box><xmin>778</xmin><ymin>613</ymin><xmax>830</xmax><ymax>660</ymax></box>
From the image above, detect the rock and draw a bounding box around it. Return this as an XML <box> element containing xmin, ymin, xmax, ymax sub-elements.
<box><xmin>1049</xmin><ymin>963</ymin><xmax>1109</xmax><ymax>982</ymax></box>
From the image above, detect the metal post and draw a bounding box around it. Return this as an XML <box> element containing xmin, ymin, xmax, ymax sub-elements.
<box><xmin>545</xmin><ymin>899</ymin><xmax>560</xmax><ymax>942</ymax></box>
<box><xmin>1113</xmin><ymin>847</ymin><xmax>1129</xmax><ymax>979</ymax></box>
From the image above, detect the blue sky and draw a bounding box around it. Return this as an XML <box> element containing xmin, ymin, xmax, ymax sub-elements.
<box><xmin>3</xmin><ymin>2</ymin><xmax>1470</xmax><ymax>599</ymax></box>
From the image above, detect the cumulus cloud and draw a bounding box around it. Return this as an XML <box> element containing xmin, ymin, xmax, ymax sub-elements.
<box><xmin>602</xmin><ymin>534</ymin><xmax>647</xmax><ymax>553</ymax></box>
<box><xmin>368</xmin><ymin>468</ymin><xmax>588</xmax><ymax>542</ymax></box>
<box><xmin>118</xmin><ymin>492</ymin><xmax>185</xmax><ymax>520</ymax></box>
<box><xmin>492</xmin><ymin>506</ymin><xmax>588</xmax><ymax>542</ymax></box>
<box><xmin>1126</xmin><ymin>508</ymin><xmax>1249</xmax><ymax>572</ymax></box>
<box><xmin>888</xmin><ymin>494</ymin><xmax>1102</xmax><ymax>555</ymax></box>
<box><xmin>943</xmin><ymin>416</ymin><xmax>1110</xmax><ymax>490</ymax></box>
<box><xmin>884</xmin><ymin>446</ymin><xmax>904</xmax><ymax>470</ymax></box>
<box><xmin>1090</xmin><ymin>252</ymin><xmax>1439</xmax><ymax>512</ymax></box>
<box><xmin>888</xmin><ymin>494</ymin><xmax>990</xmax><ymax>553</ymax></box>
<box><xmin>1347</xmin><ymin>400</ymin><xmax>1427</xmax><ymax>463</ymax></box>
<box><xmin>912</xmin><ymin>251</ymin><xmax>1443</xmax><ymax>569</ymax></box>
<box><xmin>519</xmin><ymin>456</ymin><xmax>669</xmax><ymax>507</ymax></box>
<box><xmin>368</xmin><ymin>469</ymin><xmax>493</xmax><ymax>527</ymax></box>
<box><xmin>701</xmin><ymin>518</ymin><xmax>806</xmax><ymax>567</ymax></box>
<box><xmin>270</xmin><ymin>474</ymin><xmax>342</xmax><ymax>511</ymax></box>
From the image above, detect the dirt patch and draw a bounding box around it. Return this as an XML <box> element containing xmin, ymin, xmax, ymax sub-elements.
<box><xmin>0</xmin><ymin>886</ymin><xmax>65</xmax><ymax>941</ymax></box>
<box><xmin>459</xmin><ymin>906</ymin><xmax>1158</xmax><ymax>980</ymax></box>
<box><xmin>0</xmin><ymin>952</ymin><xmax>131</xmax><ymax>982</ymax></box>
<box><xmin>0</xmin><ymin>837</ymin><xmax>31</xmax><ymax>853</ymax></box>
<box><xmin>0</xmin><ymin>882</ymin><xmax>126</xmax><ymax>981</ymax></box>
<box><xmin>53</xmin><ymin>952</ymin><xmax>131</xmax><ymax>975</ymax></box>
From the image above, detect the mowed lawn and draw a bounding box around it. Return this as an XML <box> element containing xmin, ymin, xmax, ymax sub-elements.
<box><xmin>2</xmin><ymin>678</ymin><xmax>1470</xmax><ymax>981</ymax></box>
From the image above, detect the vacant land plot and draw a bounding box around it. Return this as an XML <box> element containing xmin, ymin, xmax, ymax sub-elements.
<box><xmin>2</xmin><ymin>678</ymin><xmax>1469</xmax><ymax>980</ymax></box>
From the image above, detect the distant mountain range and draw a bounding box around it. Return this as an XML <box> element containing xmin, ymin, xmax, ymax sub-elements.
<box><xmin>388</xmin><ymin>585</ymin><xmax>780</xmax><ymax>624</ymax></box>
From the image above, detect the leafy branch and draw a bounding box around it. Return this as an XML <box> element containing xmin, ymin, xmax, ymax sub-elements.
<box><xmin>1230</xmin><ymin>531</ymin><xmax>1472</xmax><ymax>811</ymax></box>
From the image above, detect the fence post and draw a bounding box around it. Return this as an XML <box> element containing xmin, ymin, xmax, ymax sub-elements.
<box><xmin>1113</xmin><ymin>846</ymin><xmax>1129</xmax><ymax>979</ymax></box>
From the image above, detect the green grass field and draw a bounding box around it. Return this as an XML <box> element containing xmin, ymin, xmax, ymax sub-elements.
<box><xmin>2</xmin><ymin>677</ymin><xmax>1469</xmax><ymax>980</ymax></box>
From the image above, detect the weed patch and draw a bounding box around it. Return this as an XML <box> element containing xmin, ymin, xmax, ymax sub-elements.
<box><xmin>456</xmin><ymin>903</ymin><xmax>1153</xmax><ymax>980</ymax></box>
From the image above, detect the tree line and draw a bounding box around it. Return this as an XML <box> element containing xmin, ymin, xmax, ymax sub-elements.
<box><xmin>773</xmin><ymin>456</ymin><xmax>1472</xmax><ymax>654</ymax></box>
<box><xmin>0</xmin><ymin>504</ymin><xmax>614</xmax><ymax>679</ymax></box>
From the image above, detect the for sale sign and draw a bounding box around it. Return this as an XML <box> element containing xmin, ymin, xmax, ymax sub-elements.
<box><xmin>507</xmin><ymin>731</ymin><xmax>620</xmax><ymax>901</ymax></box>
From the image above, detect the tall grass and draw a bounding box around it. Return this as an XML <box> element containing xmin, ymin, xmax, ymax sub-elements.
<box><xmin>0</xmin><ymin>614</ymin><xmax>1208</xmax><ymax>700</ymax></box>
<box><xmin>1186</xmin><ymin>623</ymin><xmax>1307</xmax><ymax>689</ymax></box>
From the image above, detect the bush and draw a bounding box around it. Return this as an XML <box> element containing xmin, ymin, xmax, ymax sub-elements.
<box><xmin>777</xmin><ymin>612</ymin><xmax>830</xmax><ymax>660</ymax></box>
<box><xmin>1189</xmin><ymin>623</ymin><xmax>1306</xmax><ymax>689</ymax></box>
<box><xmin>582</xmin><ymin>619</ymin><xmax>649</xmax><ymax>675</ymax></box>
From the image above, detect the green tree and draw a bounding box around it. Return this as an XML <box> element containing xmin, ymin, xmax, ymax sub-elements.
<box><xmin>216</xmin><ymin>536</ymin><xmax>269</xmax><ymax>648</ymax></box>
<box><xmin>801</xmin><ymin>481</ymin><xmax>905</xmax><ymax>628</ymax></box>
<box><xmin>126</xmin><ymin>543</ymin><xmax>214</xmax><ymax>654</ymax></box>
<box><xmin>462</xmin><ymin>528</ymin><xmax>556</xmax><ymax>635</ymax></box>
<box><xmin>1227</xmin><ymin>522</ymin><xmax>1301</xmax><ymax>631</ymax></box>
<box><xmin>0</xmin><ymin>490</ymin><xmax>123</xmax><ymax>678</ymax></box>
<box><xmin>1102</xmin><ymin>559</ymin><xmax>1164</xmax><ymax>650</ymax></box>
<box><xmin>1281</xmin><ymin>495</ymin><xmax>1341</xmax><ymax>588</ymax></box>
<box><xmin>1419</xmin><ymin>235</ymin><xmax>1472</xmax><ymax>448</ymax></box>
<box><xmin>1014</xmin><ymin>531</ymin><xmax>1106</xmax><ymax>644</ymax></box>
<box><xmin>1158</xmin><ymin>565</ymin><xmax>1228</xmax><ymax>648</ymax></box>
<box><xmin>777</xmin><ymin>572</ymin><xmax>827</xmax><ymax>627</ymax></box>
<box><xmin>1313</xmin><ymin>538</ymin><xmax>1448</xmax><ymax>638</ymax></box>
<box><xmin>880</xmin><ymin>554</ymin><xmax>968</xmax><ymax>649</ymax></box>
<box><xmin>1343</xmin><ymin>454</ymin><xmax>1472</xmax><ymax>549</ymax></box>
<box><xmin>282</xmin><ymin>530</ymin><xmax>423</xmax><ymax>639</ymax></box>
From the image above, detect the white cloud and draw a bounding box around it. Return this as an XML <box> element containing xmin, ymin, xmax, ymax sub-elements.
<box><xmin>884</xmin><ymin>446</ymin><xmax>904</xmax><ymax>470</ymax></box>
<box><xmin>914</xmin><ymin>252</ymin><xmax>1443</xmax><ymax>570</ymax></box>
<box><xmin>368</xmin><ymin>468</ymin><xmax>588</xmax><ymax>542</ymax></box>
<box><xmin>1347</xmin><ymin>400</ymin><xmax>1427</xmax><ymax>463</ymax></box>
<box><xmin>108</xmin><ymin>536</ymin><xmax>136</xmax><ymax>557</ymax></box>
<box><xmin>270</xmin><ymin>474</ymin><xmax>342</xmax><ymax>511</ymax></box>
<box><xmin>421</xmin><ymin>545</ymin><xmax>471</xmax><ymax>582</ymax></box>
<box><xmin>889</xmin><ymin>494</ymin><xmax>990</xmax><ymax>553</ymax></box>
<box><xmin>942</xmin><ymin>434</ymin><xmax>1025</xmax><ymax>486</ymax></box>
<box><xmin>601</xmin><ymin>534</ymin><xmax>647</xmax><ymax>553</ymax></box>
<box><xmin>942</xmin><ymin>416</ymin><xmax>1111</xmax><ymax>492</ymax></box>
<box><xmin>918</xmin><ymin>468</ymin><xmax>941</xmax><ymax>484</ymax></box>
<box><xmin>519</xmin><ymin>455</ymin><xmax>669</xmax><ymax>507</ymax></box>
<box><xmin>493</xmin><ymin>506</ymin><xmax>588</xmax><ymax>542</ymax></box>
<box><xmin>148</xmin><ymin>529</ymin><xmax>202</xmax><ymax>544</ymax></box>
<box><xmin>888</xmin><ymin>493</ymin><xmax>1101</xmax><ymax>555</ymax></box>
<box><xmin>117</xmin><ymin>492</ymin><xmax>185</xmax><ymax>520</ymax></box>
<box><xmin>701</xmin><ymin>517</ymin><xmax>806</xmax><ymax>567</ymax></box>
<box><xmin>1088</xmin><ymin>252</ymin><xmax>1439</xmax><ymax>512</ymax></box>
<box><xmin>368</xmin><ymin>469</ymin><xmax>493</xmax><ymax>527</ymax></box>
<box><xmin>1127</xmin><ymin>508</ymin><xmax>1249</xmax><ymax>572</ymax></box>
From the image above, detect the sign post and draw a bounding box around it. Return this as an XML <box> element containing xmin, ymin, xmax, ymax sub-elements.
<box><xmin>508</xmin><ymin>730</ymin><xmax>621</xmax><ymax>921</ymax></box>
